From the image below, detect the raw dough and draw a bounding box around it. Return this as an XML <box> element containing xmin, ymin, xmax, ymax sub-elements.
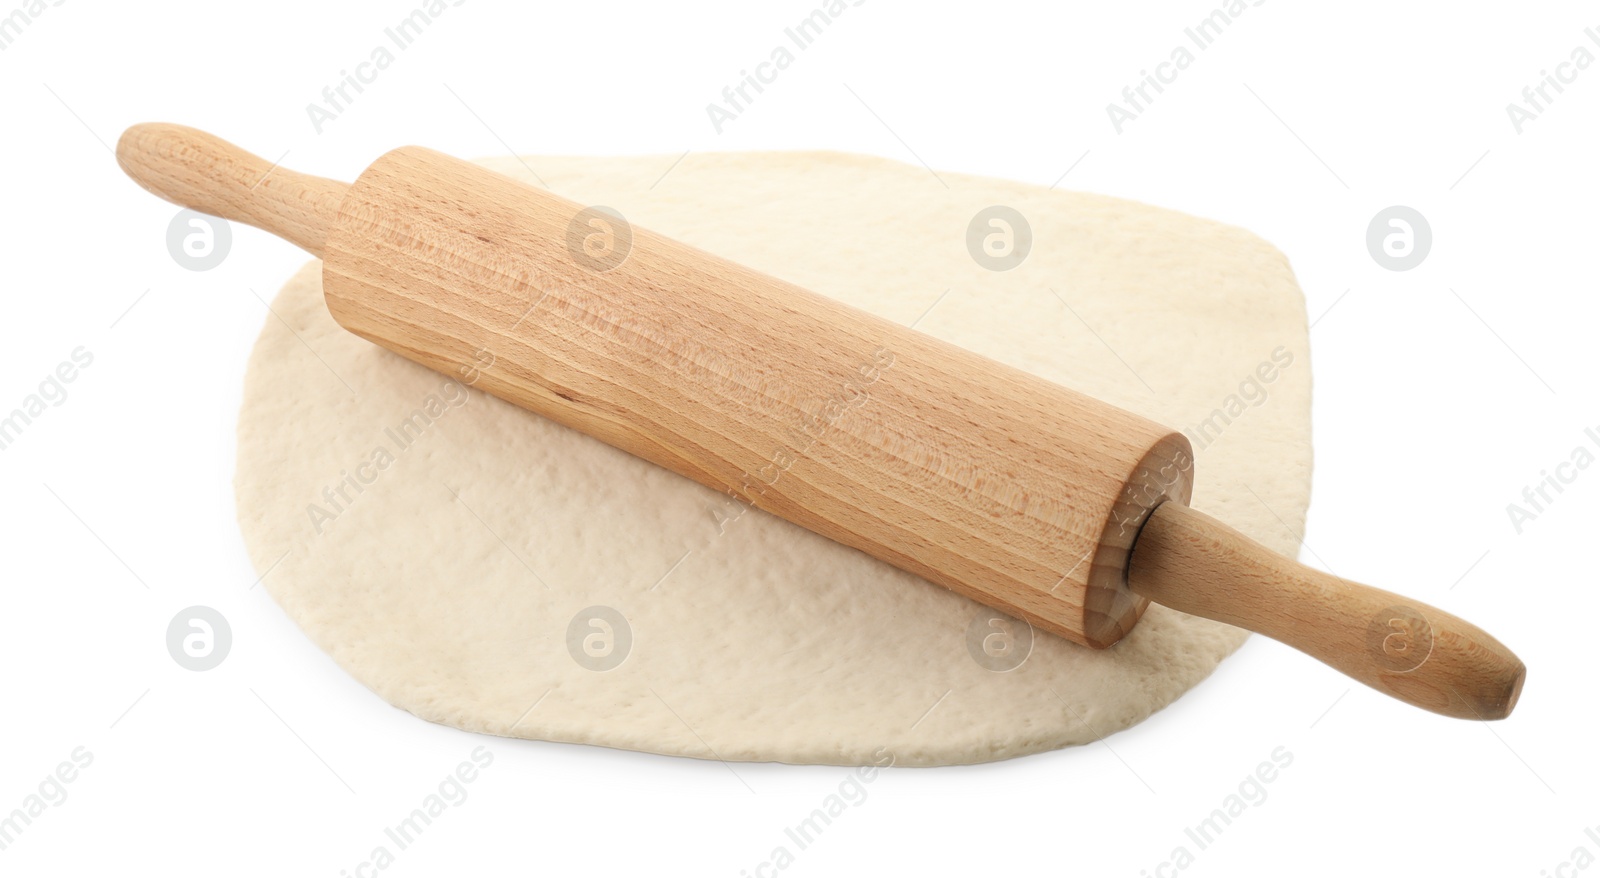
<box><xmin>235</xmin><ymin>152</ymin><xmax>1312</xmax><ymax>766</ymax></box>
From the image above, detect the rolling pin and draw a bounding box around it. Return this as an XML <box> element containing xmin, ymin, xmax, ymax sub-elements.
<box><xmin>116</xmin><ymin>123</ymin><xmax>1524</xmax><ymax>720</ymax></box>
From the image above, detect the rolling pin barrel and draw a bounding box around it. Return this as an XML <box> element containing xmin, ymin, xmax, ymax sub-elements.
<box><xmin>321</xmin><ymin>142</ymin><xmax>1195</xmax><ymax>651</ymax></box>
<box><xmin>115</xmin><ymin>123</ymin><xmax>1525</xmax><ymax>720</ymax></box>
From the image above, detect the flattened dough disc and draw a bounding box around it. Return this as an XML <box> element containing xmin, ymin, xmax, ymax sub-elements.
<box><xmin>235</xmin><ymin>151</ymin><xmax>1312</xmax><ymax>766</ymax></box>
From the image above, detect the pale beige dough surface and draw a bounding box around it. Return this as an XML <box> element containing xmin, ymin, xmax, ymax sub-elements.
<box><xmin>235</xmin><ymin>151</ymin><xmax>1312</xmax><ymax>766</ymax></box>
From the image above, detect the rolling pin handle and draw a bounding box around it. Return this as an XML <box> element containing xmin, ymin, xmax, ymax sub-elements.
<box><xmin>116</xmin><ymin>123</ymin><xmax>348</xmax><ymax>259</ymax></box>
<box><xmin>1128</xmin><ymin>502</ymin><xmax>1525</xmax><ymax>720</ymax></box>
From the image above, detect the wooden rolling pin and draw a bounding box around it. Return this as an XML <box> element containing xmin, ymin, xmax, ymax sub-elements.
<box><xmin>116</xmin><ymin>123</ymin><xmax>1524</xmax><ymax>720</ymax></box>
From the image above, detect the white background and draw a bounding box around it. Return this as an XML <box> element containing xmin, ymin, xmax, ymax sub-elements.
<box><xmin>1</xmin><ymin>1</ymin><xmax>1593</xmax><ymax>875</ymax></box>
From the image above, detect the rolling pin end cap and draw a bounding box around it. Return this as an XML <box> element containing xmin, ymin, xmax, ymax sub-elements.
<box><xmin>1471</xmin><ymin>657</ymin><xmax>1525</xmax><ymax>721</ymax></box>
<box><xmin>1502</xmin><ymin>661</ymin><xmax>1527</xmax><ymax>718</ymax></box>
<box><xmin>115</xmin><ymin>123</ymin><xmax>177</xmax><ymax>180</ymax></box>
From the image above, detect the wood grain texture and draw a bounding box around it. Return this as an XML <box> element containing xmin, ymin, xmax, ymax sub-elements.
<box><xmin>1129</xmin><ymin>502</ymin><xmax>1524</xmax><ymax>719</ymax></box>
<box><xmin>321</xmin><ymin>146</ymin><xmax>1192</xmax><ymax>648</ymax></box>
<box><xmin>116</xmin><ymin>123</ymin><xmax>345</xmax><ymax>258</ymax></box>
